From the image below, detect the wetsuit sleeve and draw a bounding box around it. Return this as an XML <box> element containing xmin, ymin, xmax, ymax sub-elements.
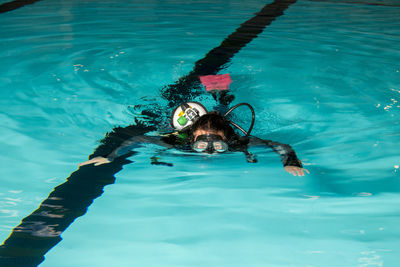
<box><xmin>248</xmin><ymin>137</ymin><xmax>302</xmax><ymax>167</ymax></box>
<box><xmin>106</xmin><ymin>135</ymin><xmax>172</xmax><ymax>162</ymax></box>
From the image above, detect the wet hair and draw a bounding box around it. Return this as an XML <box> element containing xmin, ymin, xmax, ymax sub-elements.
<box><xmin>189</xmin><ymin>112</ymin><xmax>236</xmax><ymax>141</ymax></box>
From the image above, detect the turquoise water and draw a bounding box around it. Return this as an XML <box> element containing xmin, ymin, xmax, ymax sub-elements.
<box><xmin>1</xmin><ymin>0</ymin><xmax>400</xmax><ymax>266</ymax></box>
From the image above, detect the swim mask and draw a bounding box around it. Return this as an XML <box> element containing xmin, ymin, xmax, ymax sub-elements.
<box><xmin>192</xmin><ymin>134</ymin><xmax>228</xmax><ymax>154</ymax></box>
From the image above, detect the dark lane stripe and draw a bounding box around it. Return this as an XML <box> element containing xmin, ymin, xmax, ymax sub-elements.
<box><xmin>0</xmin><ymin>0</ymin><xmax>42</xmax><ymax>14</ymax></box>
<box><xmin>161</xmin><ymin>0</ymin><xmax>297</xmax><ymax>107</ymax></box>
<box><xmin>0</xmin><ymin>124</ymin><xmax>154</xmax><ymax>267</ymax></box>
<box><xmin>193</xmin><ymin>0</ymin><xmax>298</xmax><ymax>75</ymax></box>
<box><xmin>0</xmin><ymin>1</ymin><xmax>298</xmax><ymax>266</ymax></box>
<box><xmin>0</xmin><ymin>156</ymin><xmax>131</xmax><ymax>267</ymax></box>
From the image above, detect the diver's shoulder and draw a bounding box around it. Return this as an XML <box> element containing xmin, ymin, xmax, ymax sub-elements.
<box><xmin>160</xmin><ymin>131</ymin><xmax>190</xmax><ymax>145</ymax></box>
<box><xmin>246</xmin><ymin>136</ymin><xmax>275</xmax><ymax>146</ymax></box>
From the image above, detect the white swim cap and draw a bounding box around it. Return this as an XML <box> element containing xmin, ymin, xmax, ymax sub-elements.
<box><xmin>171</xmin><ymin>102</ymin><xmax>208</xmax><ymax>131</ymax></box>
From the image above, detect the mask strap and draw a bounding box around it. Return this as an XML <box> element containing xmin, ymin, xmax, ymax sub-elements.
<box><xmin>223</xmin><ymin>103</ymin><xmax>255</xmax><ymax>136</ymax></box>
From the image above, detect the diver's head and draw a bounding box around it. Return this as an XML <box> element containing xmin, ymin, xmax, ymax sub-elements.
<box><xmin>170</xmin><ymin>102</ymin><xmax>255</xmax><ymax>153</ymax></box>
<box><xmin>190</xmin><ymin>112</ymin><xmax>235</xmax><ymax>154</ymax></box>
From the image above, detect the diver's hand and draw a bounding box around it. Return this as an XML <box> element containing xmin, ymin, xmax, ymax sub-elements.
<box><xmin>78</xmin><ymin>156</ymin><xmax>111</xmax><ymax>167</ymax></box>
<box><xmin>284</xmin><ymin>166</ymin><xmax>309</xmax><ymax>176</ymax></box>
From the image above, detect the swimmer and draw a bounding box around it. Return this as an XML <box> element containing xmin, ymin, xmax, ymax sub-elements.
<box><xmin>80</xmin><ymin>102</ymin><xmax>309</xmax><ymax>176</ymax></box>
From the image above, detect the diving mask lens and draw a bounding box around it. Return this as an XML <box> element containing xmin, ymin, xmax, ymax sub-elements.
<box><xmin>192</xmin><ymin>134</ymin><xmax>228</xmax><ymax>153</ymax></box>
<box><xmin>193</xmin><ymin>141</ymin><xmax>209</xmax><ymax>152</ymax></box>
<box><xmin>212</xmin><ymin>141</ymin><xmax>228</xmax><ymax>152</ymax></box>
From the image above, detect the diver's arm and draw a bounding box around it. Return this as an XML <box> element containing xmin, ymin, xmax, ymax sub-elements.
<box><xmin>266</xmin><ymin>140</ymin><xmax>302</xmax><ymax>168</ymax></box>
<box><xmin>106</xmin><ymin>135</ymin><xmax>171</xmax><ymax>161</ymax></box>
<box><xmin>79</xmin><ymin>135</ymin><xmax>172</xmax><ymax>166</ymax></box>
<box><xmin>248</xmin><ymin>137</ymin><xmax>309</xmax><ymax>176</ymax></box>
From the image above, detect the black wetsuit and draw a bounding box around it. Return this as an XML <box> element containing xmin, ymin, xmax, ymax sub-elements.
<box><xmin>104</xmin><ymin>132</ymin><xmax>302</xmax><ymax>168</ymax></box>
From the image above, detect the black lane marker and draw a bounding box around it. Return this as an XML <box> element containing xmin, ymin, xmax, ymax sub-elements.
<box><xmin>0</xmin><ymin>1</ymin><xmax>298</xmax><ymax>266</ymax></box>
<box><xmin>0</xmin><ymin>0</ymin><xmax>42</xmax><ymax>14</ymax></box>
<box><xmin>161</xmin><ymin>0</ymin><xmax>297</xmax><ymax>107</ymax></box>
<box><xmin>0</xmin><ymin>158</ymin><xmax>128</xmax><ymax>267</ymax></box>
<box><xmin>0</xmin><ymin>124</ymin><xmax>154</xmax><ymax>267</ymax></box>
<box><xmin>308</xmin><ymin>0</ymin><xmax>400</xmax><ymax>7</ymax></box>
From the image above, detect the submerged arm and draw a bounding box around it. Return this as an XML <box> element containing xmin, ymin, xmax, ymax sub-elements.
<box><xmin>106</xmin><ymin>135</ymin><xmax>171</xmax><ymax>161</ymax></box>
<box><xmin>248</xmin><ymin>137</ymin><xmax>309</xmax><ymax>176</ymax></box>
<box><xmin>79</xmin><ymin>135</ymin><xmax>172</xmax><ymax>166</ymax></box>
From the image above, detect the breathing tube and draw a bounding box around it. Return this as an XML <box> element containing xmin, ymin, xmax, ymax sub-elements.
<box><xmin>223</xmin><ymin>103</ymin><xmax>255</xmax><ymax>136</ymax></box>
<box><xmin>171</xmin><ymin>101</ymin><xmax>255</xmax><ymax>136</ymax></box>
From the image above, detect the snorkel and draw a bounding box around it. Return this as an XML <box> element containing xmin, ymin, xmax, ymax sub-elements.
<box><xmin>223</xmin><ymin>102</ymin><xmax>255</xmax><ymax>136</ymax></box>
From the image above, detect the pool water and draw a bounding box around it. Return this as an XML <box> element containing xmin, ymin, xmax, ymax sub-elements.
<box><xmin>1</xmin><ymin>0</ymin><xmax>400</xmax><ymax>266</ymax></box>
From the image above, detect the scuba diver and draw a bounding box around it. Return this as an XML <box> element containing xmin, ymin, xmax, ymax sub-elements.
<box><xmin>79</xmin><ymin>90</ymin><xmax>309</xmax><ymax>176</ymax></box>
<box><xmin>77</xmin><ymin>3</ymin><xmax>307</xmax><ymax>176</ymax></box>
